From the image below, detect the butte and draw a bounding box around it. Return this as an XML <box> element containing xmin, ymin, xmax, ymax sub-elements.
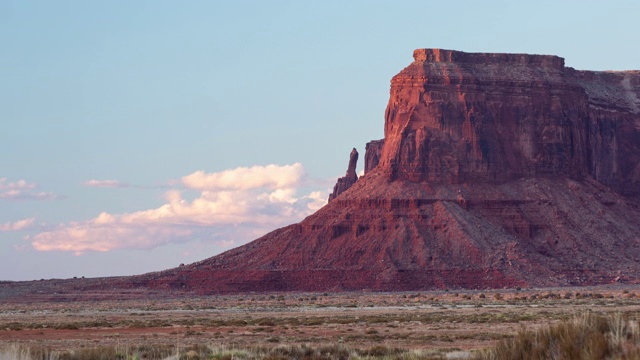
<box><xmin>125</xmin><ymin>49</ymin><xmax>640</xmax><ymax>293</ymax></box>
<box><xmin>5</xmin><ymin>49</ymin><xmax>640</xmax><ymax>296</ymax></box>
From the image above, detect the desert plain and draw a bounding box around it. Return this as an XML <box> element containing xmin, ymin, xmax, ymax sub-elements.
<box><xmin>2</xmin><ymin>285</ymin><xmax>640</xmax><ymax>359</ymax></box>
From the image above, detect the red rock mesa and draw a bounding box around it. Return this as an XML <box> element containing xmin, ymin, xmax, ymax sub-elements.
<box><xmin>130</xmin><ymin>49</ymin><xmax>640</xmax><ymax>292</ymax></box>
<box><xmin>13</xmin><ymin>49</ymin><xmax>639</xmax><ymax>296</ymax></box>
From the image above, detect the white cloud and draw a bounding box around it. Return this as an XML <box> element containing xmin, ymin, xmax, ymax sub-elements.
<box><xmin>0</xmin><ymin>218</ymin><xmax>35</xmax><ymax>232</ymax></box>
<box><xmin>30</xmin><ymin>164</ymin><xmax>327</xmax><ymax>254</ymax></box>
<box><xmin>182</xmin><ymin>163</ymin><xmax>305</xmax><ymax>191</ymax></box>
<box><xmin>0</xmin><ymin>178</ymin><xmax>58</xmax><ymax>200</ymax></box>
<box><xmin>83</xmin><ymin>179</ymin><xmax>130</xmax><ymax>188</ymax></box>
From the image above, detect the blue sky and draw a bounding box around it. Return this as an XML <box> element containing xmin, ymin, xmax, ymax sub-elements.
<box><xmin>1</xmin><ymin>1</ymin><xmax>639</xmax><ymax>281</ymax></box>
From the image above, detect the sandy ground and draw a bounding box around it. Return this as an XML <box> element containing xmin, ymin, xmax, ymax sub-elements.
<box><xmin>1</xmin><ymin>285</ymin><xmax>640</xmax><ymax>354</ymax></box>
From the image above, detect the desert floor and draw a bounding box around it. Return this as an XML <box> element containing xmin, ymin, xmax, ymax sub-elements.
<box><xmin>1</xmin><ymin>285</ymin><xmax>640</xmax><ymax>356</ymax></box>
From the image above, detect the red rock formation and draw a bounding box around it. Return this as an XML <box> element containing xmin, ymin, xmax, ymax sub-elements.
<box><xmin>364</xmin><ymin>139</ymin><xmax>384</xmax><ymax>175</ymax></box>
<box><xmin>328</xmin><ymin>148</ymin><xmax>359</xmax><ymax>202</ymax></box>
<box><xmin>571</xmin><ymin>70</ymin><xmax>640</xmax><ymax>198</ymax></box>
<box><xmin>120</xmin><ymin>49</ymin><xmax>639</xmax><ymax>293</ymax></box>
<box><xmin>381</xmin><ymin>49</ymin><xmax>584</xmax><ymax>183</ymax></box>
<box><xmin>380</xmin><ymin>49</ymin><xmax>640</xmax><ymax>196</ymax></box>
<box><xmin>5</xmin><ymin>49</ymin><xmax>640</xmax><ymax>297</ymax></box>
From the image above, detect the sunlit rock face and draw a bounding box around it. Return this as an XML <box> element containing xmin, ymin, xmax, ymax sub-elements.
<box><xmin>379</xmin><ymin>49</ymin><xmax>640</xmax><ymax>198</ymax></box>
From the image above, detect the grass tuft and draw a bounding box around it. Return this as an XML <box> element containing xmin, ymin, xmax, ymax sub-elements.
<box><xmin>475</xmin><ymin>312</ymin><xmax>640</xmax><ymax>360</ymax></box>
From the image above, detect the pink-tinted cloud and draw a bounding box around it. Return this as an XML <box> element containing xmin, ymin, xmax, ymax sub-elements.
<box><xmin>0</xmin><ymin>178</ymin><xmax>36</xmax><ymax>191</ymax></box>
<box><xmin>0</xmin><ymin>178</ymin><xmax>58</xmax><ymax>200</ymax></box>
<box><xmin>30</xmin><ymin>164</ymin><xmax>327</xmax><ymax>254</ymax></box>
<box><xmin>182</xmin><ymin>163</ymin><xmax>305</xmax><ymax>191</ymax></box>
<box><xmin>83</xmin><ymin>179</ymin><xmax>130</xmax><ymax>188</ymax></box>
<box><xmin>0</xmin><ymin>218</ymin><xmax>35</xmax><ymax>232</ymax></box>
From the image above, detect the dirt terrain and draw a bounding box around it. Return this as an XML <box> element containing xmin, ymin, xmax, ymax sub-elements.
<box><xmin>2</xmin><ymin>286</ymin><xmax>640</xmax><ymax>356</ymax></box>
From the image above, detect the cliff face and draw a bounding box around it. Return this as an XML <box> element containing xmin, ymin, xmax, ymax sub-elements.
<box><xmin>379</xmin><ymin>49</ymin><xmax>640</xmax><ymax>197</ymax></box>
<box><xmin>364</xmin><ymin>139</ymin><xmax>384</xmax><ymax>175</ymax></box>
<box><xmin>572</xmin><ymin>70</ymin><xmax>640</xmax><ymax>198</ymax></box>
<box><xmin>23</xmin><ymin>49</ymin><xmax>640</xmax><ymax>296</ymax></box>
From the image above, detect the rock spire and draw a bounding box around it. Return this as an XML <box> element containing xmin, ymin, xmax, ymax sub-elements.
<box><xmin>328</xmin><ymin>148</ymin><xmax>359</xmax><ymax>202</ymax></box>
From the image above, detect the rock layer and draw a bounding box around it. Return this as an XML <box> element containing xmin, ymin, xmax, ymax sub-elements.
<box><xmin>380</xmin><ymin>49</ymin><xmax>640</xmax><ymax>197</ymax></box>
<box><xmin>131</xmin><ymin>176</ymin><xmax>640</xmax><ymax>293</ymax></box>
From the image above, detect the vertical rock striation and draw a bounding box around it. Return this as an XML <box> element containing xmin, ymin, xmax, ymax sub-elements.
<box><xmin>571</xmin><ymin>70</ymin><xmax>640</xmax><ymax>198</ymax></box>
<box><xmin>364</xmin><ymin>139</ymin><xmax>384</xmax><ymax>175</ymax></box>
<box><xmin>378</xmin><ymin>48</ymin><xmax>640</xmax><ymax>198</ymax></box>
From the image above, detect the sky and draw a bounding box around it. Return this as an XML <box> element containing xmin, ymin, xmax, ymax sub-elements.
<box><xmin>2</xmin><ymin>1</ymin><xmax>639</xmax><ymax>281</ymax></box>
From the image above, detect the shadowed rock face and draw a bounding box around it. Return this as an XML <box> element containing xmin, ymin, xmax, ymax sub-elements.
<box><xmin>572</xmin><ymin>70</ymin><xmax>640</xmax><ymax>198</ymax></box>
<box><xmin>364</xmin><ymin>139</ymin><xmax>384</xmax><ymax>175</ymax></box>
<box><xmin>328</xmin><ymin>148</ymin><xmax>359</xmax><ymax>202</ymax></box>
<box><xmin>6</xmin><ymin>49</ymin><xmax>640</xmax><ymax>297</ymax></box>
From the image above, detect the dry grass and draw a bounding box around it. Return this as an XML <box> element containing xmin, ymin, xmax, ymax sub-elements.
<box><xmin>2</xmin><ymin>288</ymin><xmax>640</xmax><ymax>359</ymax></box>
<box><xmin>476</xmin><ymin>312</ymin><xmax>640</xmax><ymax>360</ymax></box>
<box><xmin>0</xmin><ymin>343</ymin><xmax>176</xmax><ymax>360</ymax></box>
<box><xmin>0</xmin><ymin>343</ymin><xmax>457</xmax><ymax>360</ymax></box>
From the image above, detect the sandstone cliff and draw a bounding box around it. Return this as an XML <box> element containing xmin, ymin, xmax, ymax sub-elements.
<box><xmin>364</xmin><ymin>139</ymin><xmax>384</xmax><ymax>175</ymax></box>
<box><xmin>380</xmin><ymin>49</ymin><xmax>640</xmax><ymax>196</ymax></box>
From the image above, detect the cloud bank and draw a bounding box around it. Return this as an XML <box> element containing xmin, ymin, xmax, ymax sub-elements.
<box><xmin>31</xmin><ymin>164</ymin><xmax>327</xmax><ymax>254</ymax></box>
<box><xmin>0</xmin><ymin>178</ymin><xmax>57</xmax><ymax>200</ymax></box>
